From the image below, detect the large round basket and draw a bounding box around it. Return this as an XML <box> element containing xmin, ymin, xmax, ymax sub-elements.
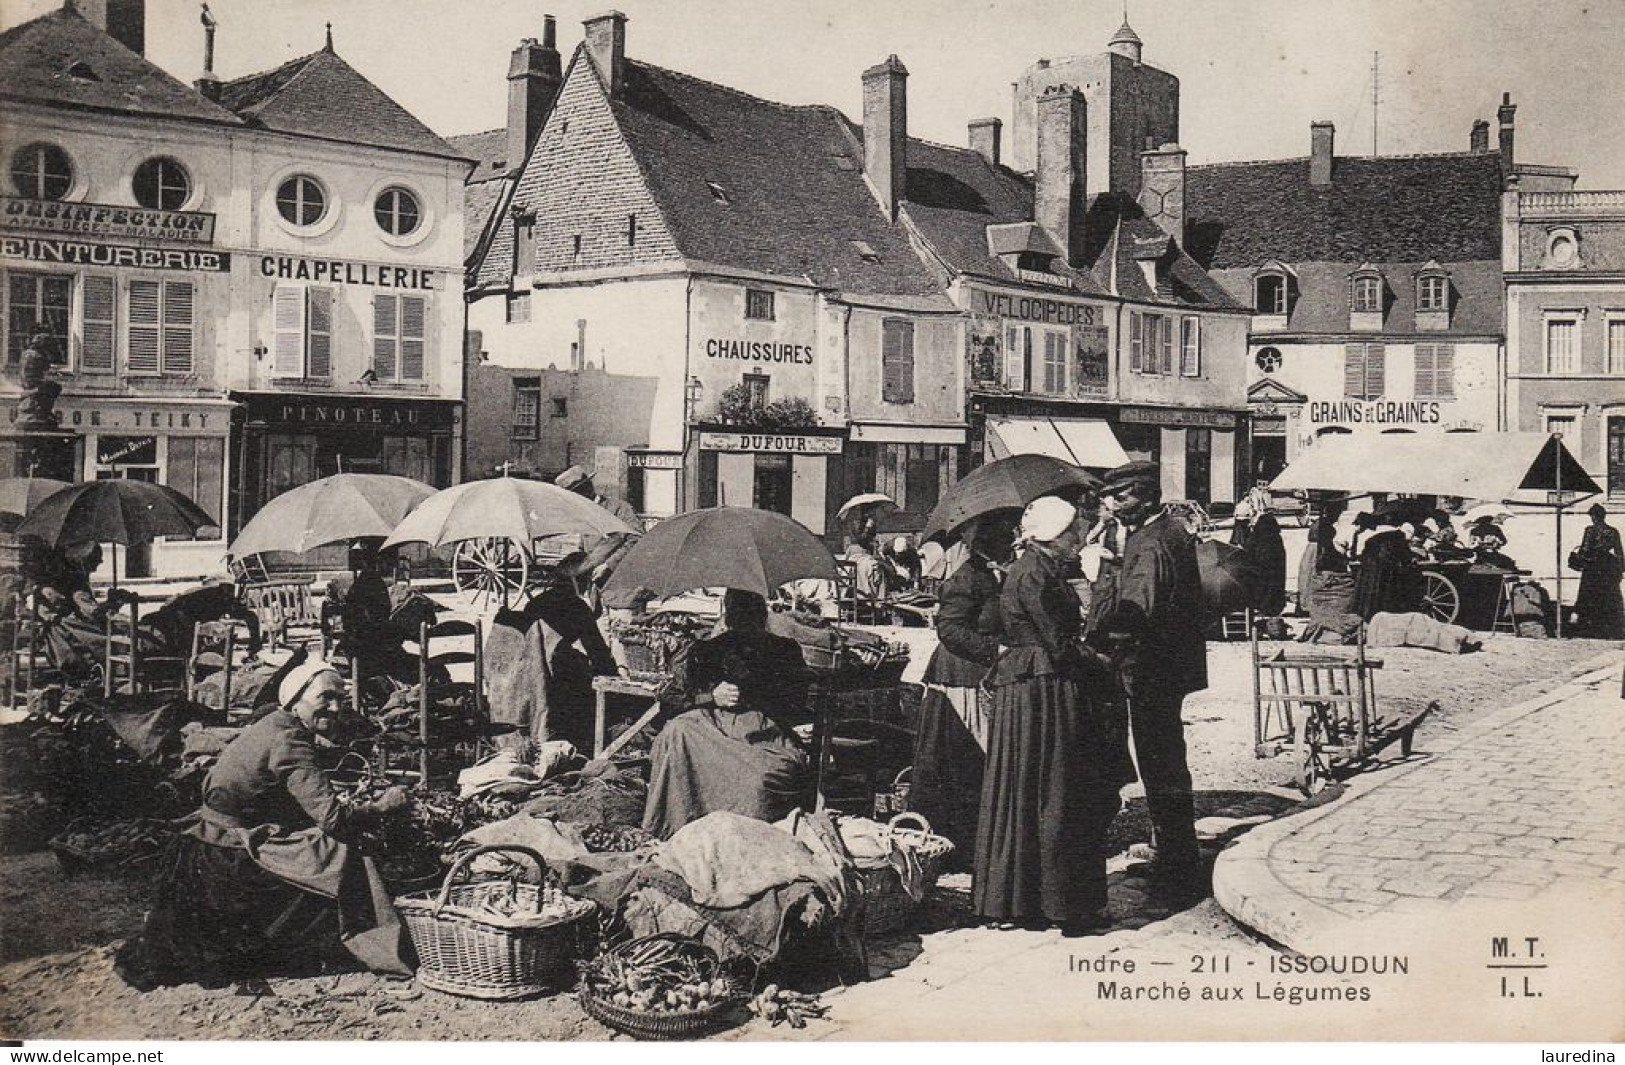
<box><xmin>578</xmin><ymin>934</ymin><xmax>746</xmax><ymax>1041</ymax></box>
<box><xmin>856</xmin><ymin>812</ymin><xmax>954</xmax><ymax>937</ymax></box>
<box><xmin>396</xmin><ymin>845</ymin><xmax>596</xmax><ymax>1000</ymax></box>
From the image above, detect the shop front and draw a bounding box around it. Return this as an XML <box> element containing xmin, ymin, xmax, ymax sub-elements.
<box><xmin>691</xmin><ymin>427</ymin><xmax>844</xmax><ymax>535</ymax></box>
<box><xmin>230</xmin><ymin>391</ymin><xmax>458</xmax><ymax>538</ymax></box>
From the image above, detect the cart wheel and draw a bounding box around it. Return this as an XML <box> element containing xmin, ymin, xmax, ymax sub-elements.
<box><xmin>1294</xmin><ymin>709</ymin><xmax>1333</xmax><ymax>797</ymax></box>
<box><xmin>1420</xmin><ymin>571</ymin><xmax>1460</xmax><ymax>625</ymax></box>
<box><xmin>452</xmin><ymin>538</ymin><xmax>530</xmax><ymax>610</ymax></box>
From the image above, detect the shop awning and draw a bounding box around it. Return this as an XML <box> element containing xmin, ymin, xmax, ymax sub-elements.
<box><xmin>1270</xmin><ymin>431</ymin><xmax>1599</xmax><ymax>502</ymax></box>
<box><xmin>985</xmin><ymin>417</ymin><xmax>1131</xmax><ymax>470</ymax></box>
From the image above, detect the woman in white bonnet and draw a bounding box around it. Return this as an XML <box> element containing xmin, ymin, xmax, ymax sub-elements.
<box><xmin>972</xmin><ymin>496</ymin><xmax>1135</xmax><ymax>935</ymax></box>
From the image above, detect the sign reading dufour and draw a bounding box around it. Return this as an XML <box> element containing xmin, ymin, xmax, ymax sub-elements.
<box><xmin>2</xmin><ymin>236</ymin><xmax>229</xmax><ymax>272</ymax></box>
<box><xmin>702</xmin><ymin>338</ymin><xmax>814</xmax><ymax>365</ymax></box>
<box><xmin>1307</xmin><ymin>400</ymin><xmax>1442</xmax><ymax>426</ymax></box>
<box><xmin>626</xmin><ymin>452</ymin><xmax>684</xmax><ymax>470</ymax></box>
<box><xmin>698</xmin><ymin>431</ymin><xmax>843</xmax><ymax>455</ymax></box>
<box><xmin>3</xmin><ymin>196</ymin><xmax>215</xmax><ymax>243</ymax></box>
<box><xmin>259</xmin><ymin>256</ymin><xmax>436</xmax><ymax>290</ymax></box>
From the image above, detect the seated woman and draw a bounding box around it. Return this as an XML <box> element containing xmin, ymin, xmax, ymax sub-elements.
<box><xmin>1466</xmin><ymin>519</ymin><xmax>1519</xmax><ymax>572</ymax></box>
<box><xmin>26</xmin><ymin>542</ymin><xmax>138</xmax><ymax>684</ymax></box>
<box><xmin>643</xmin><ymin>590</ymin><xmax>812</xmax><ymax>839</ymax></box>
<box><xmin>116</xmin><ymin>659</ymin><xmax>411</xmax><ymax>990</ymax></box>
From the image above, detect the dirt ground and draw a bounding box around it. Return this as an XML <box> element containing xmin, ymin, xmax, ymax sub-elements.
<box><xmin>1</xmin><ymin>633</ymin><xmax>1616</xmax><ymax>1041</ymax></box>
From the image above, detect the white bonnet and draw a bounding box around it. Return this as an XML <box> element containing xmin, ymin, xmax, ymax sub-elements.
<box><xmin>1019</xmin><ymin>496</ymin><xmax>1078</xmax><ymax>544</ymax></box>
<box><xmin>278</xmin><ymin>656</ymin><xmax>342</xmax><ymax>709</ymax></box>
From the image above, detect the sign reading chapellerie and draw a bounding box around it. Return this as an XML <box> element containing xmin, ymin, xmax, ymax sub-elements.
<box><xmin>259</xmin><ymin>256</ymin><xmax>436</xmax><ymax>290</ymax></box>
<box><xmin>2</xmin><ymin>196</ymin><xmax>216</xmax><ymax>243</ymax></box>
<box><xmin>2</xmin><ymin>235</ymin><xmax>229</xmax><ymax>271</ymax></box>
<box><xmin>698</xmin><ymin>431</ymin><xmax>842</xmax><ymax>455</ymax></box>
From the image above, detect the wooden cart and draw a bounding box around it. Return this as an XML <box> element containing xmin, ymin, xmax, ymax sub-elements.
<box><xmin>1250</xmin><ymin>628</ymin><xmax>1431</xmax><ymax>795</ymax></box>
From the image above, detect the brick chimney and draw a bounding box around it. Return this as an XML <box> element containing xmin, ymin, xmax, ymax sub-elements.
<box><xmin>1498</xmin><ymin>92</ymin><xmax>1516</xmax><ymax>182</ymax></box>
<box><xmin>1310</xmin><ymin>120</ymin><xmax>1334</xmax><ymax>187</ymax></box>
<box><xmin>862</xmin><ymin>55</ymin><xmax>909</xmax><ymax>221</ymax></box>
<box><xmin>194</xmin><ymin>3</ymin><xmax>220</xmax><ymax>101</ymax></box>
<box><xmin>1470</xmin><ymin>119</ymin><xmax>1490</xmax><ymax>154</ymax></box>
<box><xmin>583</xmin><ymin>11</ymin><xmax>626</xmax><ymax>98</ymax></box>
<box><xmin>72</xmin><ymin>0</ymin><xmax>145</xmax><ymax>55</ymax></box>
<box><xmin>968</xmin><ymin>118</ymin><xmax>1002</xmax><ymax>167</ymax></box>
<box><xmin>1139</xmin><ymin>143</ymin><xmax>1187</xmax><ymax>241</ymax></box>
<box><xmin>1034</xmin><ymin>86</ymin><xmax>1087</xmax><ymax>266</ymax></box>
<box><xmin>508</xmin><ymin>17</ymin><xmax>562</xmax><ymax>175</ymax></box>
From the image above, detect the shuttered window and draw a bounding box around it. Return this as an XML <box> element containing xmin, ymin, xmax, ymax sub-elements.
<box><xmin>161</xmin><ymin>281</ymin><xmax>193</xmax><ymax>373</ymax></box>
<box><xmin>1180</xmin><ymin>317</ymin><xmax>1201</xmax><ymax>377</ymax></box>
<box><xmin>1414</xmin><ymin>343</ymin><xmax>1455</xmax><ymax>400</ymax></box>
<box><xmin>1156</xmin><ymin>314</ymin><xmax>1174</xmax><ymax>375</ymax></box>
<box><xmin>127</xmin><ymin>280</ymin><xmax>161</xmax><ymax>374</ymax></box>
<box><xmin>306</xmin><ymin>287</ymin><xmax>332</xmax><ymax>379</ymax></box>
<box><xmin>1041</xmin><ymin>330</ymin><xmax>1067</xmax><ymax>393</ymax></box>
<box><xmin>881</xmin><ymin>318</ymin><xmax>914</xmax><ymax>404</ymax></box>
<box><xmin>1344</xmin><ymin>343</ymin><xmax>1386</xmax><ymax>400</ymax></box>
<box><xmin>272</xmin><ymin>285</ymin><xmax>305</xmax><ymax>376</ymax></box>
<box><xmin>1129</xmin><ymin>312</ymin><xmax>1144</xmax><ymax>372</ymax></box>
<box><xmin>80</xmin><ymin>275</ymin><xmax>116</xmax><ymax>373</ymax></box>
<box><xmin>1004</xmin><ymin>325</ymin><xmax>1028</xmax><ymax>391</ymax></box>
<box><xmin>374</xmin><ymin>293</ymin><xmax>427</xmax><ymax>382</ymax></box>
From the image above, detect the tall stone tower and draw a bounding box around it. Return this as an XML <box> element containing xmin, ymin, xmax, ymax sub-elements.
<box><xmin>1008</xmin><ymin>17</ymin><xmax>1178</xmax><ymax>196</ymax></box>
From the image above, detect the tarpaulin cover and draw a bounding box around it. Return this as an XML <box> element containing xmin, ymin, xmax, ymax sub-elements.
<box><xmin>984</xmin><ymin>417</ymin><xmax>1131</xmax><ymax>469</ymax></box>
<box><xmin>1270</xmin><ymin>432</ymin><xmax>1598</xmax><ymax>502</ymax></box>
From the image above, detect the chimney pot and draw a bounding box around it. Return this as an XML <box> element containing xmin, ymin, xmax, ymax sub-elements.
<box><xmin>543</xmin><ymin>13</ymin><xmax>556</xmax><ymax>48</ymax></box>
<box><xmin>1470</xmin><ymin>119</ymin><xmax>1490</xmax><ymax>154</ymax></box>
<box><xmin>1498</xmin><ymin>93</ymin><xmax>1516</xmax><ymax>181</ymax></box>
<box><xmin>1310</xmin><ymin>120</ymin><xmax>1335</xmax><ymax>187</ymax></box>
<box><xmin>583</xmin><ymin>10</ymin><xmax>627</xmax><ymax>98</ymax></box>
<box><xmin>862</xmin><ymin>55</ymin><xmax>909</xmax><ymax>220</ymax></box>
<box><xmin>509</xmin><ymin>20</ymin><xmax>563</xmax><ymax>174</ymax></box>
<box><xmin>968</xmin><ymin>118</ymin><xmax>1002</xmax><ymax>167</ymax></box>
<box><xmin>1035</xmin><ymin>87</ymin><xmax>1087</xmax><ymax>266</ymax></box>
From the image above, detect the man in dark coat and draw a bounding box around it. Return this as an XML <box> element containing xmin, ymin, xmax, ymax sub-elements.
<box><xmin>1087</xmin><ymin>461</ymin><xmax>1207</xmax><ymax>901</ymax></box>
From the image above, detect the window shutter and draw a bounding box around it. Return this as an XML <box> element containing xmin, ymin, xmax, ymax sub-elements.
<box><xmin>1130</xmin><ymin>312</ymin><xmax>1143</xmax><ymax>372</ymax></box>
<box><xmin>1414</xmin><ymin>344</ymin><xmax>1435</xmax><ymax>399</ymax></box>
<box><xmin>882</xmin><ymin>320</ymin><xmax>914</xmax><ymax>404</ymax></box>
<box><xmin>272</xmin><ymin>285</ymin><xmax>306</xmax><ymax>376</ymax></box>
<box><xmin>128</xmin><ymin>279</ymin><xmax>161</xmax><ymax>374</ymax></box>
<box><xmin>1181</xmin><ymin>317</ymin><xmax>1200</xmax><ymax>377</ymax></box>
<box><xmin>1344</xmin><ymin>344</ymin><xmax>1365</xmax><ymax>399</ymax></box>
<box><xmin>1434</xmin><ymin>343</ymin><xmax>1454</xmax><ymax>400</ymax></box>
<box><xmin>400</xmin><ymin>296</ymin><xmax>426</xmax><ymax>380</ymax></box>
<box><xmin>80</xmin><ymin>275</ymin><xmax>116</xmax><ymax>373</ymax></box>
<box><xmin>306</xmin><ymin>287</ymin><xmax>332</xmax><ymax>378</ymax></box>
<box><xmin>1003</xmin><ymin>327</ymin><xmax>1023</xmax><ymax>390</ymax></box>
<box><xmin>1158</xmin><ymin>315</ymin><xmax>1174</xmax><ymax>375</ymax></box>
<box><xmin>373</xmin><ymin>293</ymin><xmax>399</xmax><ymax>379</ymax></box>
<box><xmin>1366</xmin><ymin>344</ymin><xmax>1385</xmax><ymax>397</ymax></box>
<box><xmin>161</xmin><ymin>280</ymin><xmax>193</xmax><ymax>373</ymax></box>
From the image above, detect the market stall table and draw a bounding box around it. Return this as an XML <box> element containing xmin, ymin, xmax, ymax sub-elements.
<box><xmin>592</xmin><ymin>674</ymin><xmax>663</xmax><ymax>759</ymax></box>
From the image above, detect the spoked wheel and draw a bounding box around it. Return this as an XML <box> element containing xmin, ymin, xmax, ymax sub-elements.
<box><xmin>1420</xmin><ymin>571</ymin><xmax>1460</xmax><ymax>624</ymax></box>
<box><xmin>452</xmin><ymin>537</ymin><xmax>530</xmax><ymax>610</ymax></box>
<box><xmin>1293</xmin><ymin>707</ymin><xmax>1334</xmax><ymax>797</ymax></box>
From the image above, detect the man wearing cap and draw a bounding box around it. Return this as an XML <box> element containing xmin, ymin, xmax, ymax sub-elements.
<box><xmin>1087</xmin><ymin>461</ymin><xmax>1207</xmax><ymax>903</ymax></box>
<box><xmin>117</xmin><ymin>659</ymin><xmax>411</xmax><ymax>989</ymax></box>
<box><xmin>555</xmin><ymin>465</ymin><xmax>644</xmax><ymax>532</ymax></box>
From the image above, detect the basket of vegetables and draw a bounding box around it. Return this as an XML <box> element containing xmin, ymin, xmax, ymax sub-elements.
<box><xmin>396</xmin><ymin>844</ymin><xmax>596</xmax><ymax>1000</ymax></box>
<box><xmin>48</xmin><ymin>817</ymin><xmax>174</xmax><ymax>875</ymax></box>
<box><xmin>577</xmin><ymin>933</ymin><xmax>746</xmax><ymax>1040</ymax></box>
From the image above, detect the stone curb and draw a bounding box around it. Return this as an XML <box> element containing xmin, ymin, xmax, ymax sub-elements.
<box><xmin>1211</xmin><ymin>650</ymin><xmax>1621</xmax><ymax>953</ymax></box>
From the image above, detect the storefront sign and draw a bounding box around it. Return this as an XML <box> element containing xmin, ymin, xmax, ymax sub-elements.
<box><xmin>1072</xmin><ymin>324</ymin><xmax>1110</xmax><ymax>398</ymax></box>
<box><xmin>6</xmin><ymin>400</ymin><xmax>222</xmax><ymax>432</ymax></box>
<box><xmin>1306</xmin><ymin>400</ymin><xmax>1442</xmax><ymax>426</ymax></box>
<box><xmin>698</xmin><ymin>431</ymin><xmax>843</xmax><ymax>455</ymax></box>
<box><xmin>96</xmin><ymin>435</ymin><xmax>157</xmax><ymax>466</ymax></box>
<box><xmin>259</xmin><ymin>256</ymin><xmax>436</xmax><ymax>290</ymax></box>
<box><xmin>2</xmin><ymin>236</ymin><xmax>229</xmax><ymax>272</ymax></box>
<box><xmin>970</xmin><ymin>288</ymin><xmax>1103</xmax><ymax>327</ymax></box>
<box><xmin>702</xmin><ymin>338</ymin><xmax>814</xmax><ymax>365</ymax></box>
<box><xmin>1014</xmin><ymin>268</ymin><xmax>1073</xmax><ymax>289</ymax></box>
<box><xmin>1121</xmin><ymin>407</ymin><xmax>1238</xmax><ymax>429</ymax></box>
<box><xmin>2</xmin><ymin>197</ymin><xmax>215</xmax><ymax>243</ymax></box>
<box><xmin>234</xmin><ymin>393</ymin><xmax>458</xmax><ymax>432</ymax></box>
<box><xmin>626</xmin><ymin>452</ymin><xmax>684</xmax><ymax>470</ymax></box>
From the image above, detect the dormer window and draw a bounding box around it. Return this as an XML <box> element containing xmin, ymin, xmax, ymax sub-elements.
<box><xmin>1415</xmin><ymin>261</ymin><xmax>1453</xmax><ymax>331</ymax></box>
<box><xmin>1256</xmin><ymin>275</ymin><xmax>1287</xmax><ymax>315</ymax></box>
<box><xmin>1349</xmin><ymin>264</ymin><xmax>1386</xmax><ymax>331</ymax></box>
<box><xmin>1251</xmin><ymin>260</ymin><xmax>1296</xmax><ymax>330</ymax></box>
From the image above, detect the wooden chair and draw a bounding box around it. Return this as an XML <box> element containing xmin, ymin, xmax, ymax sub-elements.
<box><xmin>241</xmin><ymin>579</ymin><xmax>319</xmax><ymax>650</ymax></box>
<box><xmin>1219</xmin><ymin>607</ymin><xmax>1254</xmax><ymax>641</ymax></box>
<box><xmin>834</xmin><ymin>558</ymin><xmax>887</xmax><ymax>625</ymax></box>
<box><xmin>186</xmin><ymin>619</ymin><xmax>241</xmax><ymax>708</ymax></box>
<box><xmin>414</xmin><ymin>617</ymin><xmax>484</xmax><ymax>786</ymax></box>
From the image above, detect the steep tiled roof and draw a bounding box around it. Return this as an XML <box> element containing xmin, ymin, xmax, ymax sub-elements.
<box><xmin>1184</xmin><ymin>152</ymin><xmax>1504</xmax><ymax>269</ymax></box>
<box><xmin>0</xmin><ymin>7</ymin><xmax>240</xmax><ymax>125</ymax></box>
<box><xmin>218</xmin><ymin>47</ymin><xmax>461</xmax><ymax>158</ymax></box>
<box><xmin>450</xmin><ymin>129</ymin><xmax>512</xmax><ymax>182</ymax></box>
<box><xmin>449</xmin><ymin>128</ymin><xmax>515</xmax><ymax>265</ymax></box>
<box><xmin>607</xmin><ymin>60</ymin><xmax>944</xmax><ymax>297</ymax></box>
<box><xmin>1206</xmin><ymin>259</ymin><xmax>1504</xmax><ymax>336</ymax></box>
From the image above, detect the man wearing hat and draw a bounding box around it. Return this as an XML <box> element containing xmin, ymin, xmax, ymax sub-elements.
<box><xmin>1086</xmin><ymin>460</ymin><xmax>1207</xmax><ymax>903</ymax></box>
<box><xmin>555</xmin><ymin>465</ymin><xmax>644</xmax><ymax>532</ymax></box>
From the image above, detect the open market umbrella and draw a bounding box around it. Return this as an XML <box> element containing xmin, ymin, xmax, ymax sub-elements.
<box><xmin>16</xmin><ymin>479</ymin><xmax>217</xmax><ymax>586</ymax></box>
<box><xmin>920</xmin><ymin>454</ymin><xmax>1100</xmax><ymax>544</ymax></box>
<box><xmin>836</xmin><ymin>492</ymin><xmax>896</xmax><ymax>520</ymax></box>
<box><xmin>601</xmin><ymin>506</ymin><xmax>837</xmax><ymax>601</ymax></box>
<box><xmin>229</xmin><ymin>473</ymin><xmax>436</xmax><ymax>559</ymax></box>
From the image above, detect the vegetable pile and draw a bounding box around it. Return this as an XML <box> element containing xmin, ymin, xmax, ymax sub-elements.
<box><xmin>49</xmin><ymin>817</ymin><xmax>174</xmax><ymax>869</ymax></box>
<box><xmin>581</xmin><ymin>937</ymin><xmax>740</xmax><ymax>1016</ymax></box>
<box><xmin>748</xmin><ymin>985</ymin><xmax>828</xmax><ymax>1029</ymax></box>
<box><xmin>578</xmin><ymin>823</ymin><xmax>655</xmax><ymax>853</ymax></box>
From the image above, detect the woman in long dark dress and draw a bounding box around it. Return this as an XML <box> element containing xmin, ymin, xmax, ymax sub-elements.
<box><xmin>973</xmin><ymin>498</ymin><xmax>1134</xmax><ymax>934</ymax></box>
<box><xmin>911</xmin><ymin>515</ymin><xmax>1014</xmax><ymax>867</ymax></box>
<box><xmin>1572</xmin><ymin>504</ymin><xmax>1625</xmax><ymax>638</ymax></box>
<box><xmin>1231</xmin><ymin>487</ymin><xmax>1287</xmax><ymax>616</ymax></box>
<box><xmin>1353</xmin><ymin>510</ymin><xmax>1421</xmax><ymax>620</ymax></box>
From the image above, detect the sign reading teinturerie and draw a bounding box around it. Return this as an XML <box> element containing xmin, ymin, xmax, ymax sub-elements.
<box><xmin>2</xmin><ymin>196</ymin><xmax>216</xmax><ymax>243</ymax></box>
<box><xmin>698</xmin><ymin>431</ymin><xmax>843</xmax><ymax>454</ymax></box>
<box><xmin>1</xmin><ymin>236</ymin><xmax>230</xmax><ymax>272</ymax></box>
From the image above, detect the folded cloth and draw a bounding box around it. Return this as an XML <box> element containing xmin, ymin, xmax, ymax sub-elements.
<box><xmin>1367</xmin><ymin>611</ymin><xmax>1475</xmax><ymax>653</ymax></box>
<box><xmin>836</xmin><ymin>815</ymin><xmax>924</xmax><ymax>901</ymax></box>
<box><xmin>456</xmin><ymin>749</ymin><xmax>539</xmax><ymax>799</ymax></box>
<box><xmin>456</xmin><ymin>812</ymin><xmax>591</xmax><ymax>870</ymax></box>
<box><xmin>652</xmin><ymin>810</ymin><xmax>841</xmax><ymax>910</ymax></box>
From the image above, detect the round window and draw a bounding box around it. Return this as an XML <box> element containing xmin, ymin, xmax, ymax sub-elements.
<box><xmin>374</xmin><ymin>186</ymin><xmax>421</xmax><ymax>236</ymax></box>
<box><xmin>10</xmin><ymin>143</ymin><xmax>73</xmax><ymax>200</ymax></box>
<box><xmin>276</xmin><ymin>175</ymin><xmax>327</xmax><ymax>226</ymax></box>
<box><xmin>1255</xmin><ymin>346</ymin><xmax>1284</xmax><ymax>373</ymax></box>
<box><xmin>133</xmin><ymin>157</ymin><xmax>191</xmax><ymax>211</ymax></box>
<box><xmin>1549</xmin><ymin>233</ymin><xmax>1577</xmax><ymax>267</ymax></box>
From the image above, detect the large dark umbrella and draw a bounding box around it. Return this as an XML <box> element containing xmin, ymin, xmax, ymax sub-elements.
<box><xmin>17</xmin><ymin>479</ymin><xmax>217</xmax><ymax>585</ymax></box>
<box><xmin>1197</xmin><ymin>539</ymin><xmax>1253</xmax><ymax>616</ymax></box>
<box><xmin>920</xmin><ymin>454</ymin><xmax>1100</xmax><ymax>544</ymax></box>
<box><xmin>601</xmin><ymin>506</ymin><xmax>837</xmax><ymax>601</ymax></box>
<box><xmin>230</xmin><ymin>473</ymin><xmax>435</xmax><ymax>558</ymax></box>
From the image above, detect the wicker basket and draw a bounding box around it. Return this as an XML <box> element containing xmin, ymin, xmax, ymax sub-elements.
<box><xmin>854</xmin><ymin>813</ymin><xmax>954</xmax><ymax>937</ymax></box>
<box><xmin>397</xmin><ymin>845</ymin><xmax>596</xmax><ymax>1000</ymax></box>
<box><xmin>578</xmin><ymin>934</ymin><xmax>746</xmax><ymax>1041</ymax></box>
